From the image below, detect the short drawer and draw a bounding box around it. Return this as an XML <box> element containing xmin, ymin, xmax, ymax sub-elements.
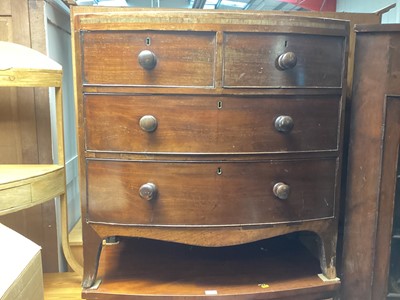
<box><xmin>81</xmin><ymin>31</ymin><xmax>216</xmax><ymax>87</ymax></box>
<box><xmin>84</xmin><ymin>94</ymin><xmax>340</xmax><ymax>153</ymax></box>
<box><xmin>86</xmin><ymin>158</ymin><xmax>337</xmax><ymax>226</ymax></box>
<box><xmin>223</xmin><ymin>33</ymin><xmax>344</xmax><ymax>88</ymax></box>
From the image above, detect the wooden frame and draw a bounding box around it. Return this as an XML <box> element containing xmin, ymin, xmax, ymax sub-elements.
<box><xmin>341</xmin><ymin>24</ymin><xmax>400</xmax><ymax>299</ymax></box>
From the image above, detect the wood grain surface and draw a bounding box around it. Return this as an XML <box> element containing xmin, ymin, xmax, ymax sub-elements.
<box><xmin>72</xmin><ymin>7</ymin><xmax>348</xmax><ymax>290</ymax></box>
<box><xmin>82</xmin><ymin>236</ymin><xmax>340</xmax><ymax>299</ymax></box>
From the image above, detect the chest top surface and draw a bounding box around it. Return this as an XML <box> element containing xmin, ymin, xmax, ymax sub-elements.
<box><xmin>72</xmin><ymin>7</ymin><xmax>349</xmax><ymax>90</ymax></box>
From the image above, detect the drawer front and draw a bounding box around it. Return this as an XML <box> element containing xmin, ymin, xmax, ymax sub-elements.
<box><xmin>223</xmin><ymin>33</ymin><xmax>344</xmax><ymax>88</ymax></box>
<box><xmin>86</xmin><ymin>159</ymin><xmax>337</xmax><ymax>226</ymax></box>
<box><xmin>85</xmin><ymin>94</ymin><xmax>340</xmax><ymax>153</ymax></box>
<box><xmin>81</xmin><ymin>31</ymin><xmax>216</xmax><ymax>87</ymax></box>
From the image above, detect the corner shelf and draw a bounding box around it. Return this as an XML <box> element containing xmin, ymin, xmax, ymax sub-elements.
<box><xmin>0</xmin><ymin>41</ymin><xmax>83</xmax><ymax>276</ymax></box>
<box><xmin>0</xmin><ymin>41</ymin><xmax>64</xmax><ymax>216</ymax></box>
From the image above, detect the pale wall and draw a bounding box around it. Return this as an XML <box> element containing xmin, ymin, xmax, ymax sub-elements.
<box><xmin>336</xmin><ymin>0</ymin><xmax>399</xmax><ymax>23</ymax></box>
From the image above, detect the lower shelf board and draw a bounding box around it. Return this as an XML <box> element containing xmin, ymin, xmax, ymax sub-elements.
<box><xmin>0</xmin><ymin>164</ymin><xmax>65</xmax><ymax>216</ymax></box>
<box><xmin>82</xmin><ymin>235</ymin><xmax>340</xmax><ymax>299</ymax></box>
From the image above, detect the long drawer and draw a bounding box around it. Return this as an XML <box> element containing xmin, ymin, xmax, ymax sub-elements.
<box><xmin>223</xmin><ymin>33</ymin><xmax>345</xmax><ymax>88</ymax></box>
<box><xmin>84</xmin><ymin>94</ymin><xmax>340</xmax><ymax>153</ymax></box>
<box><xmin>81</xmin><ymin>31</ymin><xmax>216</xmax><ymax>87</ymax></box>
<box><xmin>86</xmin><ymin>158</ymin><xmax>337</xmax><ymax>226</ymax></box>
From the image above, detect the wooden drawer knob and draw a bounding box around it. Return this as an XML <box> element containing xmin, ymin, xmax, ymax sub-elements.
<box><xmin>139</xmin><ymin>115</ymin><xmax>158</xmax><ymax>132</ymax></box>
<box><xmin>273</xmin><ymin>182</ymin><xmax>290</xmax><ymax>200</ymax></box>
<box><xmin>274</xmin><ymin>115</ymin><xmax>294</xmax><ymax>133</ymax></box>
<box><xmin>138</xmin><ymin>50</ymin><xmax>157</xmax><ymax>70</ymax></box>
<box><xmin>276</xmin><ymin>52</ymin><xmax>297</xmax><ymax>70</ymax></box>
<box><xmin>139</xmin><ymin>183</ymin><xmax>158</xmax><ymax>201</ymax></box>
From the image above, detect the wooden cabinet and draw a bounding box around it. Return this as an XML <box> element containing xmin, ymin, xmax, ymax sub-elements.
<box><xmin>341</xmin><ymin>24</ymin><xmax>400</xmax><ymax>300</ymax></box>
<box><xmin>72</xmin><ymin>7</ymin><xmax>348</xmax><ymax>298</ymax></box>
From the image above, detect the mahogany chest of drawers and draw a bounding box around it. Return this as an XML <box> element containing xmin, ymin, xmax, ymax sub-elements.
<box><xmin>71</xmin><ymin>7</ymin><xmax>349</xmax><ymax>295</ymax></box>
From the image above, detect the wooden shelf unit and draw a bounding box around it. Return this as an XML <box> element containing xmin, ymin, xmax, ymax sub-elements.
<box><xmin>0</xmin><ymin>41</ymin><xmax>64</xmax><ymax>215</ymax></box>
<box><xmin>0</xmin><ymin>41</ymin><xmax>82</xmax><ymax>276</ymax></box>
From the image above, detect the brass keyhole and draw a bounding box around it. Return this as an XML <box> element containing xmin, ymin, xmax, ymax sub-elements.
<box><xmin>146</xmin><ymin>37</ymin><xmax>151</xmax><ymax>46</ymax></box>
<box><xmin>217</xmin><ymin>167</ymin><xmax>222</xmax><ymax>175</ymax></box>
<box><xmin>217</xmin><ymin>100</ymin><xmax>223</xmax><ymax>109</ymax></box>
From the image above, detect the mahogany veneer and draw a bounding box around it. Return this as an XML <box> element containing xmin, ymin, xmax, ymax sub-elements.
<box><xmin>71</xmin><ymin>7</ymin><xmax>349</xmax><ymax>298</ymax></box>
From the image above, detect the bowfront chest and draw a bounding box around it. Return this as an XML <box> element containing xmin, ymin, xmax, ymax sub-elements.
<box><xmin>71</xmin><ymin>7</ymin><xmax>349</xmax><ymax>295</ymax></box>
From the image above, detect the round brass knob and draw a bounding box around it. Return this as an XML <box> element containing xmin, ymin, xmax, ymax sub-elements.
<box><xmin>138</xmin><ymin>50</ymin><xmax>157</xmax><ymax>70</ymax></box>
<box><xmin>139</xmin><ymin>115</ymin><xmax>158</xmax><ymax>132</ymax></box>
<box><xmin>139</xmin><ymin>183</ymin><xmax>158</xmax><ymax>201</ymax></box>
<box><xmin>276</xmin><ymin>52</ymin><xmax>297</xmax><ymax>70</ymax></box>
<box><xmin>273</xmin><ymin>182</ymin><xmax>290</xmax><ymax>200</ymax></box>
<box><xmin>274</xmin><ymin>115</ymin><xmax>294</xmax><ymax>133</ymax></box>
